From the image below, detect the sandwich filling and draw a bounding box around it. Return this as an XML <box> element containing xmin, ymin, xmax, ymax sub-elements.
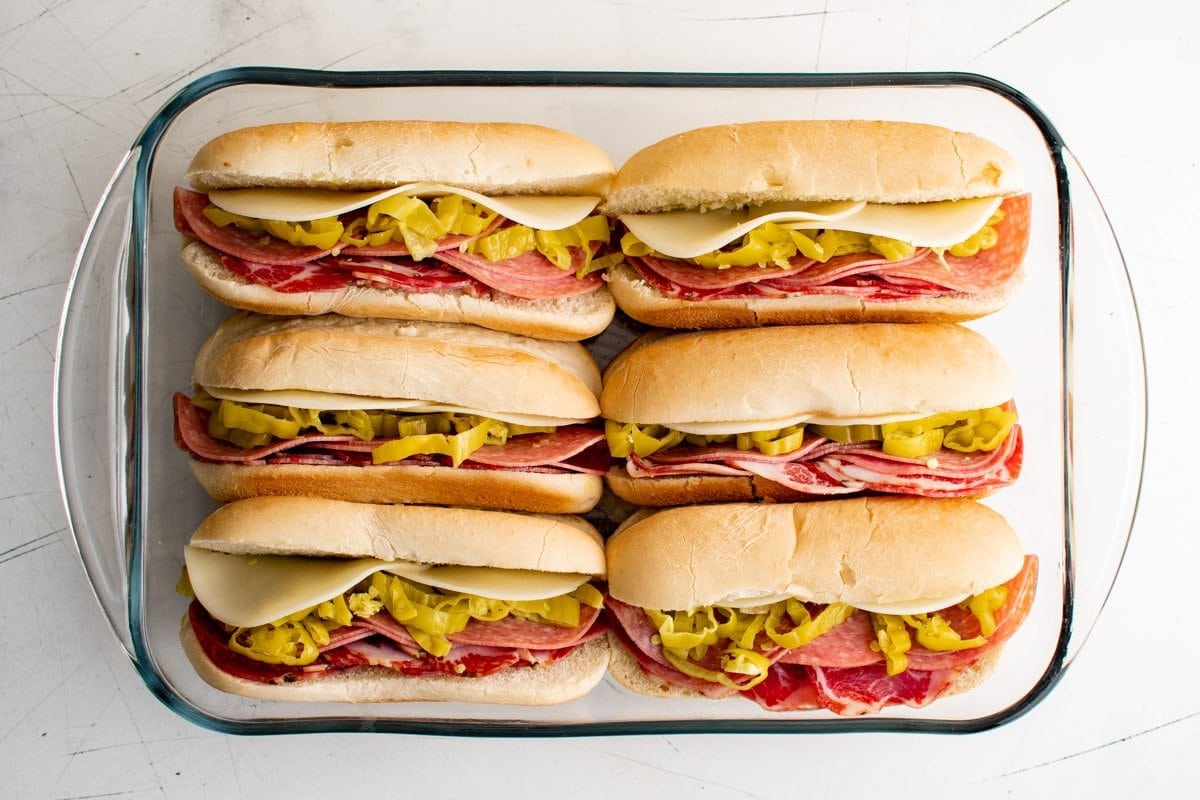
<box><xmin>181</xmin><ymin>552</ymin><xmax>607</xmax><ymax>683</ymax></box>
<box><xmin>607</xmin><ymin>555</ymin><xmax>1036</xmax><ymax>715</ymax></box>
<box><xmin>618</xmin><ymin>194</ymin><xmax>1030</xmax><ymax>301</ymax></box>
<box><xmin>173</xmin><ymin>392</ymin><xmax>609</xmax><ymax>475</ymax></box>
<box><xmin>174</xmin><ymin>187</ymin><xmax>619</xmax><ymax>301</ymax></box>
<box><xmin>606</xmin><ymin>404</ymin><xmax>1022</xmax><ymax>498</ymax></box>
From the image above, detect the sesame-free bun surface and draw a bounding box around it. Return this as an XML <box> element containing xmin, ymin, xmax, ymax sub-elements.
<box><xmin>606</xmin><ymin>498</ymin><xmax>1023</xmax><ymax>611</ymax></box>
<box><xmin>187</xmin><ymin>120</ymin><xmax>615</xmax><ymax>196</ymax></box>
<box><xmin>182</xmin><ymin>619</ymin><xmax>608</xmax><ymax>705</ymax></box>
<box><xmin>604</xmin><ymin>120</ymin><xmax>1021</xmax><ymax>214</ymax></box>
<box><xmin>188</xmin><ymin>496</ymin><xmax>606</xmax><ymax>577</ymax></box>
<box><xmin>190</xmin><ymin>459</ymin><xmax>603</xmax><ymax>515</ymax></box>
<box><xmin>600</xmin><ymin>324</ymin><xmax>1012</xmax><ymax>426</ymax></box>
<box><xmin>194</xmin><ymin>311</ymin><xmax>601</xmax><ymax>420</ymax></box>
<box><xmin>182</xmin><ymin>241</ymin><xmax>615</xmax><ymax>341</ymax></box>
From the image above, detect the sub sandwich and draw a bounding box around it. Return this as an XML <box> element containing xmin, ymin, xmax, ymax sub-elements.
<box><xmin>604</xmin><ymin>119</ymin><xmax>1030</xmax><ymax>327</ymax></box>
<box><xmin>174</xmin><ymin>120</ymin><xmax>618</xmax><ymax>341</ymax></box>
<box><xmin>180</xmin><ymin>497</ymin><xmax>609</xmax><ymax>705</ymax></box>
<box><xmin>600</xmin><ymin>324</ymin><xmax>1022</xmax><ymax>504</ymax></box>
<box><xmin>173</xmin><ymin>312</ymin><xmax>608</xmax><ymax>514</ymax></box>
<box><xmin>605</xmin><ymin>499</ymin><xmax>1037</xmax><ymax>715</ymax></box>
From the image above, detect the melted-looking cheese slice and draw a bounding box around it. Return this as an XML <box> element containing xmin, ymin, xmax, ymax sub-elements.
<box><xmin>669</xmin><ymin>411</ymin><xmax>939</xmax><ymax>436</ymax></box>
<box><xmin>206</xmin><ymin>184</ymin><xmax>601</xmax><ymax>229</ymax></box>
<box><xmin>852</xmin><ymin>593</ymin><xmax>971</xmax><ymax>616</ymax></box>
<box><xmin>184</xmin><ymin>545</ymin><xmax>591</xmax><ymax>628</ymax></box>
<box><xmin>719</xmin><ymin>591</ymin><xmax>969</xmax><ymax>615</ymax></box>
<box><xmin>202</xmin><ymin>387</ymin><xmax>591</xmax><ymax>427</ymax></box>
<box><xmin>620</xmin><ymin>196</ymin><xmax>1004</xmax><ymax>259</ymax></box>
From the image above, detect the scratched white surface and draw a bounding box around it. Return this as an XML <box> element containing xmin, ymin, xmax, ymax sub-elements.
<box><xmin>2</xmin><ymin>1</ymin><xmax>1195</xmax><ymax>797</ymax></box>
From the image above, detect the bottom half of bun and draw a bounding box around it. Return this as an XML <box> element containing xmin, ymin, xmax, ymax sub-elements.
<box><xmin>608</xmin><ymin>262</ymin><xmax>1018</xmax><ymax>328</ymax></box>
<box><xmin>607</xmin><ymin>632</ymin><xmax>1001</xmax><ymax>707</ymax></box>
<box><xmin>604</xmin><ymin>466</ymin><xmax>1002</xmax><ymax>506</ymax></box>
<box><xmin>181</xmin><ymin>617</ymin><xmax>610</xmax><ymax>706</ymax></box>
<box><xmin>183</xmin><ymin>241</ymin><xmax>615</xmax><ymax>341</ymax></box>
<box><xmin>190</xmin><ymin>459</ymin><xmax>603</xmax><ymax>514</ymax></box>
<box><xmin>605</xmin><ymin>465</ymin><xmax>821</xmax><ymax>506</ymax></box>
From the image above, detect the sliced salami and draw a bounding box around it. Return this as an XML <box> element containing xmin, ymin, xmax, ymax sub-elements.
<box><xmin>433</xmin><ymin>247</ymin><xmax>604</xmax><ymax>300</ymax></box>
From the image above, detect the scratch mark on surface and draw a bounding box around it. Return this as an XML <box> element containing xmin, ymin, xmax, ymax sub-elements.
<box><xmin>322</xmin><ymin>45</ymin><xmax>376</xmax><ymax>69</ymax></box>
<box><xmin>0</xmin><ymin>280</ymin><xmax>65</xmax><ymax>303</ymax></box>
<box><xmin>0</xmin><ymin>530</ymin><xmax>60</xmax><ymax>558</ymax></box>
<box><xmin>0</xmin><ymin>538</ymin><xmax>57</xmax><ymax>565</ymax></box>
<box><xmin>813</xmin><ymin>0</ymin><xmax>830</xmax><ymax>70</ymax></box>
<box><xmin>138</xmin><ymin>24</ymin><xmax>292</xmax><ymax>103</ymax></box>
<box><xmin>972</xmin><ymin>1</ymin><xmax>1072</xmax><ymax>61</ymax></box>
<box><xmin>597</xmin><ymin>747</ymin><xmax>770</xmax><ymax>799</ymax></box>
<box><xmin>991</xmin><ymin>711</ymin><xmax>1199</xmax><ymax>779</ymax></box>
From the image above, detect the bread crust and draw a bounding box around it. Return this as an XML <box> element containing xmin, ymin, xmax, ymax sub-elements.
<box><xmin>604</xmin><ymin>120</ymin><xmax>1021</xmax><ymax>214</ymax></box>
<box><xmin>605</xmin><ymin>465</ymin><xmax>819</xmax><ymax>506</ymax></box>
<box><xmin>607</xmin><ymin>262</ymin><xmax>1019</xmax><ymax>328</ymax></box>
<box><xmin>189</xmin><ymin>496</ymin><xmax>606</xmax><ymax>577</ymax></box>
<box><xmin>181</xmin><ymin>617</ymin><xmax>609</xmax><ymax>705</ymax></box>
<box><xmin>187</xmin><ymin>120</ymin><xmax>615</xmax><ymax>196</ymax></box>
<box><xmin>599</xmin><ymin>323</ymin><xmax>1012</xmax><ymax>426</ymax></box>
<box><xmin>182</xmin><ymin>241</ymin><xmax>615</xmax><ymax>342</ymax></box>
<box><xmin>605</xmin><ymin>498</ymin><xmax>1023</xmax><ymax>611</ymax></box>
<box><xmin>194</xmin><ymin>310</ymin><xmax>602</xmax><ymax>420</ymax></box>
<box><xmin>190</xmin><ymin>459</ymin><xmax>603</xmax><ymax>515</ymax></box>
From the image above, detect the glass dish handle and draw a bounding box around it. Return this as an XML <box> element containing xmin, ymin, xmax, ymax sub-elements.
<box><xmin>54</xmin><ymin>149</ymin><xmax>139</xmax><ymax>658</ymax></box>
<box><xmin>1063</xmin><ymin>147</ymin><xmax>1146</xmax><ymax>664</ymax></box>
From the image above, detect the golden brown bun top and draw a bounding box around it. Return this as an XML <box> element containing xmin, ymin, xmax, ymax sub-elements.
<box><xmin>604</xmin><ymin>119</ymin><xmax>1021</xmax><ymax>213</ymax></box>
<box><xmin>606</xmin><ymin>498</ymin><xmax>1023</xmax><ymax>610</ymax></box>
<box><xmin>189</xmin><ymin>497</ymin><xmax>606</xmax><ymax>577</ymax></box>
<box><xmin>187</xmin><ymin>120</ymin><xmax>615</xmax><ymax>195</ymax></box>
<box><xmin>600</xmin><ymin>324</ymin><xmax>1012</xmax><ymax>425</ymax></box>
<box><xmin>195</xmin><ymin>312</ymin><xmax>601</xmax><ymax>420</ymax></box>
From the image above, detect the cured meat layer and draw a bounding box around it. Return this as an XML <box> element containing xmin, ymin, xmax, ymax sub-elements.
<box><xmin>173</xmin><ymin>393</ymin><xmax>608</xmax><ymax>475</ymax></box>
<box><xmin>625</xmin><ymin>425</ymin><xmax>1023</xmax><ymax>498</ymax></box>
<box><xmin>605</xmin><ymin>556</ymin><xmax>1037</xmax><ymax>714</ymax></box>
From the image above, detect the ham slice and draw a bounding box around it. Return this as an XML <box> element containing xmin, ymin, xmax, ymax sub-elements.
<box><xmin>626</xmin><ymin>426</ymin><xmax>1023</xmax><ymax>498</ymax></box>
<box><xmin>629</xmin><ymin>193</ymin><xmax>1031</xmax><ymax>301</ymax></box>
<box><xmin>173</xmin><ymin>393</ymin><xmax>607</xmax><ymax>475</ymax></box>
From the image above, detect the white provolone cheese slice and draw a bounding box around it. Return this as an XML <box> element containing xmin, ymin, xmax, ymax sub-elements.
<box><xmin>621</xmin><ymin>200</ymin><xmax>863</xmax><ymax>259</ymax></box>
<box><xmin>201</xmin><ymin>387</ymin><xmax>590</xmax><ymax>427</ymax></box>
<box><xmin>206</xmin><ymin>184</ymin><xmax>601</xmax><ymax>230</ymax></box>
<box><xmin>620</xmin><ymin>195</ymin><xmax>1003</xmax><ymax>259</ymax></box>
<box><xmin>382</xmin><ymin>563</ymin><xmax>589</xmax><ymax>601</ymax></box>
<box><xmin>853</xmin><ymin>593</ymin><xmax>971</xmax><ymax>616</ymax></box>
<box><xmin>185</xmin><ymin>546</ymin><xmax>592</xmax><ymax>627</ymax></box>
<box><xmin>720</xmin><ymin>593</ymin><xmax>794</xmax><ymax>610</ymax></box>
<box><xmin>184</xmin><ymin>546</ymin><xmax>388</xmax><ymax>628</ymax></box>
<box><xmin>669</xmin><ymin>411</ymin><xmax>934</xmax><ymax>436</ymax></box>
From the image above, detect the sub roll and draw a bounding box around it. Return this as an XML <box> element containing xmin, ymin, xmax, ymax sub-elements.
<box><xmin>605</xmin><ymin>499</ymin><xmax>1038</xmax><ymax>715</ymax></box>
<box><xmin>605</xmin><ymin>119</ymin><xmax>1030</xmax><ymax>327</ymax></box>
<box><xmin>180</xmin><ymin>497</ymin><xmax>609</xmax><ymax>705</ymax></box>
<box><xmin>600</xmin><ymin>324</ymin><xmax>1023</xmax><ymax>504</ymax></box>
<box><xmin>173</xmin><ymin>312</ymin><xmax>608</xmax><ymax>513</ymax></box>
<box><xmin>174</xmin><ymin>120</ymin><xmax>618</xmax><ymax>341</ymax></box>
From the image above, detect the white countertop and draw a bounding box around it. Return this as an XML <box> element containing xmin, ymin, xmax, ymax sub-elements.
<box><xmin>2</xmin><ymin>1</ymin><xmax>1194</xmax><ymax>797</ymax></box>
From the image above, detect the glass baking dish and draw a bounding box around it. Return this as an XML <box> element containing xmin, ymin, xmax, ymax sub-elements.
<box><xmin>53</xmin><ymin>68</ymin><xmax>1145</xmax><ymax>735</ymax></box>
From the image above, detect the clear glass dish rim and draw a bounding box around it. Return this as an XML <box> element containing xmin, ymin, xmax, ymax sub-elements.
<box><xmin>108</xmin><ymin>66</ymin><xmax>1128</xmax><ymax>736</ymax></box>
